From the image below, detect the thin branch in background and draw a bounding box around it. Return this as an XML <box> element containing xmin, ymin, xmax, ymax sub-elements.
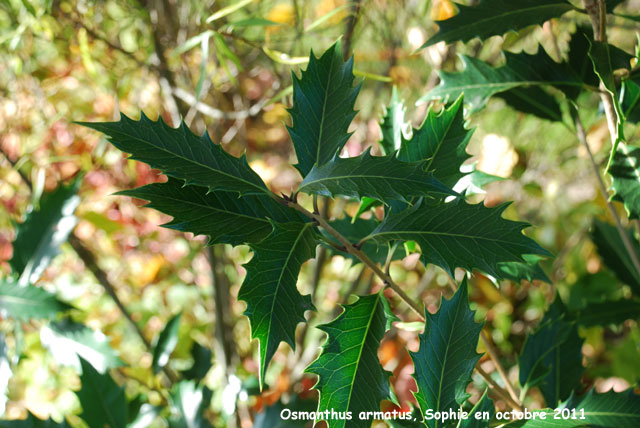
<box><xmin>342</xmin><ymin>0</ymin><xmax>363</xmax><ymax>60</ymax></box>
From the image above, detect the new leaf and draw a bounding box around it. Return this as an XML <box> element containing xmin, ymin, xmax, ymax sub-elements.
<box><xmin>410</xmin><ymin>280</ymin><xmax>483</xmax><ymax>428</ymax></box>
<box><xmin>238</xmin><ymin>222</ymin><xmax>317</xmax><ymax>387</ymax></box>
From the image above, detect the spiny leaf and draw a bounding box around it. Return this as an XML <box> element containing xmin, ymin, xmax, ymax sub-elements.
<box><xmin>590</xmin><ymin>219</ymin><xmax>640</xmax><ymax>294</ymax></box>
<box><xmin>0</xmin><ymin>278</ymin><xmax>72</xmax><ymax>322</ymax></box>
<box><xmin>0</xmin><ymin>414</ymin><xmax>72</xmax><ymax>427</ymax></box>
<box><xmin>152</xmin><ymin>312</ymin><xmax>181</xmax><ymax>374</ymax></box>
<box><xmin>587</xmin><ymin>41</ymin><xmax>633</xmax><ymax>96</ymax></box>
<box><xmin>10</xmin><ymin>178</ymin><xmax>81</xmax><ymax>285</ymax></box>
<box><xmin>609</xmin><ymin>144</ymin><xmax>640</xmax><ymax>222</ymax></box>
<box><xmin>238</xmin><ymin>222</ymin><xmax>317</xmax><ymax>387</ymax></box>
<box><xmin>379</xmin><ymin>87</ymin><xmax>409</xmax><ymax>155</ymax></box>
<box><xmin>287</xmin><ymin>40</ymin><xmax>361</xmax><ymax>177</ymax></box>
<box><xmin>305</xmin><ymin>292</ymin><xmax>397</xmax><ymax>428</ymax></box>
<box><xmin>119</xmin><ymin>178</ymin><xmax>301</xmax><ymax>246</ymax></box>
<box><xmin>569</xmin><ymin>299</ymin><xmax>640</xmax><ymax>327</ymax></box>
<box><xmin>518</xmin><ymin>298</ymin><xmax>584</xmax><ymax>407</ymax></box>
<box><xmin>78</xmin><ymin>113</ymin><xmax>269</xmax><ymax>195</ymax></box>
<box><xmin>76</xmin><ymin>358</ymin><xmax>126</xmax><ymax>428</ymax></box>
<box><xmin>398</xmin><ymin>96</ymin><xmax>473</xmax><ymax>187</ymax></box>
<box><xmin>420</xmin><ymin>0</ymin><xmax>574</xmax><ymax>49</ymax></box>
<box><xmin>501</xmin><ymin>389</ymin><xmax>640</xmax><ymax>427</ymax></box>
<box><xmin>365</xmin><ymin>199</ymin><xmax>550</xmax><ymax>279</ymax></box>
<box><xmin>169</xmin><ymin>380</ymin><xmax>212</xmax><ymax>428</ymax></box>
<box><xmin>298</xmin><ymin>149</ymin><xmax>456</xmax><ymax>203</ymax></box>
<box><xmin>40</xmin><ymin>319</ymin><xmax>123</xmax><ymax>373</ymax></box>
<box><xmin>420</xmin><ymin>48</ymin><xmax>582</xmax><ymax>112</ymax></box>
<box><xmin>621</xmin><ymin>70</ymin><xmax>640</xmax><ymax>123</ymax></box>
<box><xmin>410</xmin><ymin>280</ymin><xmax>483</xmax><ymax>428</ymax></box>
<box><xmin>460</xmin><ymin>390</ymin><xmax>494</xmax><ymax>428</ymax></box>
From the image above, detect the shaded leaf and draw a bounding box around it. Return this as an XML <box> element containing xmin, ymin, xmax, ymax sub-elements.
<box><xmin>238</xmin><ymin>222</ymin><xmax>317</xmax><ymax>387</ymax></box>
<box><xmin>287</xmin><ymin>41</ymin><xmax>361</xmax><ymax>176</ymax></box>
<box><xmin>326</xmin><ymin>216</ymin><xmax>403</xmax><ymax>265</ymax></box>
<box><xmin>365</xmin><ymin>199</ymin><xmax>550</xmax><ymax>279</ymax></box>
<box><xmin>460</xmin><ymin>390</ymin><xmax>494</xmax><ymax>428</ymax></box>
<box><xmin>0</xmin><ymin>278</ymin><xmax>72</xmax><ymax>322</ymax></box>
<box><xmin>169</xmin><ymin>380</ymin><xmax>212</xmax><ymax>428</ymax></box>
<box><xmin>609</xmin><ymin>144</ymin><xmax>640</xmax><ymax>222</ymax></box>
<box><xmin>305</xmin><ymin>292</ymin><xmax>397</xmax><ymax>428</ymax></box>
<box><xmin>621</xmin><ymin>71</ymin><xmax>640</xmax><ymax>123</ymax></box>
<box><xmin>496</xmin><ymin>254</ymin><xmax>550</xmax><ymax>284</ymax></box>
<box><xmin>78</xmin><ymin>114</ymin><xmax>268</xmax><ymax>195</ymax></box>
<box><xmin>181</xmin><ymin>342</ymin><xmax>212</xmax><ymax>381</ymax></box>
<box><xmin>10</xmin><ymin>178</ymin><xmax>81</xmax><ymax>285</ymax></box>
<box><xmin>569</xmin><ymin>299</ymin><xmax>640</xmax><ymax>327</ymax></box>
<box><xmin>398</xmin><ymin>96</ymin><xmax>473</xmax><ymax>187</ymax></box>
<box><xmin>379</xmin><ymin>87</ymin><xmax>409</xmax><ymax>155</ymax></box>
<box><xmin>0</xmin><ymin>414</ymin><xmax>71</xmax><ymax>427</ymax></box>
<box><xmin>590</xmin><ymin>219</ymin><xmax>640</xmax><ymax>294</ymax></box>
<box><xmin>420</xmin><ymin>0</ymin><xmax>574</xmax><ymax>49</ymax></box>
<box><xmin>410</xmin><ymin>280</ymin><xmax>483</xmax><ymax>428</ymax></box>
<box><xmin>298</xmin><ymin>149</ymin><xmax>456</xmax><ymax>203</ymax></box>
<box><xmin>152</xmin><ymin>312</ymin><xmax>182</xmax><ymax>374</ymax></box>
<box><xmin>253</xmin><ymin>396</ymin><xmax>316</xmax><ymax>428</ymax></box>
<box><xmin>495</xmin><ymin>87</ymin><xmax>562</xmax><ymax>122</ymax></box>
<box><xmin>76</xmin><ymin>358</ymin><xmax>126</xmax><ymax>428</ymax></box>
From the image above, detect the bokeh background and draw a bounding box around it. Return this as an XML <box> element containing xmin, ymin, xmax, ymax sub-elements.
<box><xmin>1</xmin><ymin>0</ymin><xmax>639</xmax><ymax>426</ymax></box>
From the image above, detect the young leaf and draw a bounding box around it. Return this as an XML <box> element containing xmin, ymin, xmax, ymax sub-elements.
<box><xmin>365</xmin><ymin>199</ymin><xmax>550</xmax><ymax>279</ymax></box>
<box><xmin>0</xmin><ymin>278</ymin><xmax>72</xmax><ymax>322</ymax></box>
<box><xmin>460</xmin><ymin>390</ymin><xmax>494</xmax><ymax>428</ymax></box>
<box><xmin>169</xmin><ymin>380</ymin><xmax>212</xmax><ymax>428</ymax></box>
<box><xmin>569</xmin><ymin>299</ymin><xmax>640</xmax><ymax>327</ymax></box>
<box><xmin>10</xmin><ymin>178</ymin><xmax>81</xmax><ymax>285</ymax></box>
<box><xmin>76</xmin><ymin>358</ymin><xmax>126</xmax><ymax>428</ymax></box>
<box><xmin>410</xmin><ymin>280</ymin><xmax>483</xmax><ymax>428</ymax></box>
<box><xmin>287</xmin><ymin>41</ymin><xmax>361</xmax><ymax>176</ymax></box>
<box><xmin>398</xmin><ymin>96</ymin><xmax>473</xmax><ymax>187</ymax></box>
<box><xmin>0</xmin><ymin>413</ymin><xmax>72</xmax><ymax>427</ymax></box>
<box><xmin>298</xmin><ymin>149</ymin><xmax>456</xmax><ymax>203</ymax></box>
<box><xmin>420</xmin><ymin>0</ymin><xmax>574</xmax><ymax>49</ymax></box>
<box><xmin>305</xmin><ymin>292</ymin><xmax>397</xmax><ymax>428</ymax></box>
<box><xmin>379</xmin><ymin>87</ymin><xmax>409</xmax><ymax>155</ymax></box>
<box><xmin>591</xmin><ymin>219</ymin><xmax>640</xmax><ymax>294</ymax></box>
<box><xmin>420</xmin><ymin>48</ymin><xmax>582</xmax><ymax>112</ymax></box>
<box><xmin>238</xmin><ymin>222</ymin><xmax>317</xmax><ymax>387</ymax></box>
<box><xmin>518</xmin><ymin>298</ymin><xmax>584</xmax><ymax>407</ymax></box>
<box><xmin>609</xmin><ymin>144</ymin><xmax>640</xmax><ymax>222</ymax></box>
<box><xmin>120</xmin><ymin>178</ymin><xmax>300</xmax><ymax>246</ymax></box>
<box><xmin>40</xmin><ymin>319</ymin><xmax>123</xmax><ymax>373</ymax></box>
<box><xmin>78</xmin><ymin>114</ymin><xmax>269</xmax><ymax>196</ymax></box>
<box><xmin>152</xmin><ymin>312</ymin><xmax>182</xmax><ymax>374</ymax></box>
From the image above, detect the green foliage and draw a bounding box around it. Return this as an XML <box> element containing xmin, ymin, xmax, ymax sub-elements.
<box><xmin>591</xmin><ymin>219</ymin><xmax>640</xmax><ymax>293</ymax></box>
<box><xmin>609</xmin><ymin>144</ymin><xmax>640</xmax><ymax>221</ymax></box>
<box><xmin>152</xmin><ymin>312</ymin><xmax>182</xmax><ymax>374</ymax></box>
<box><xmin>459</xmin><ymin>391</ymin><xmax>493</xmax><ymax>428</ymax></box>
<box><xmin>0</xmin><ymin>414</ymin><xmax>71</xmax><ymax>427</ymax></box>
<box><xmin>0</xmin><ymin>278</ymin><xmax>72</xmax><ymax>322</ymax></box>
<box><xmin>410</xmin><ymin>280</ymin><xmax>483</xmax><ymax>428</ymax></box>
<box><xmin>305</xmin><ymin>293</ymin><xmax>397</xmax><ymax>428</ymax></box>
<box><xmin>169</xmin><ymin>380</ymin><xmax>212</xmax><ymax>428</ymax></box>
<box><xmin>569</xmin><ymin>299</ymin><xmax>640</xmax><ymax>327</ymax></box>
<box><xmin>379</xmin><ymin>87</ymin><xmax>408</xmax><ymax>155</ymax></box>
<box><xmin>75</xmin><ymin>358</ymin><xmax>126</xmax><ymax>428</ymax></box>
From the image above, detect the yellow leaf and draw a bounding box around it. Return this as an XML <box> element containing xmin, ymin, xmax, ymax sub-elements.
<box><xmin>431</xmin><ymin>0</ymin><xmax>456</xmax><ymax>21</ymax></box>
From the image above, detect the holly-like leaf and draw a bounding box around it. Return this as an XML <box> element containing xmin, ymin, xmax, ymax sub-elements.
<box><xmin>501</xmin><ymin>389</ymin><xmax>640</xmax><ymax>427</ymax></box>
<box><xmin>238</xmin><ymin>222</ymin><xmax>317</xmax><ymax>387</ymax></box>
<box><xmin>305</xmin><ymin>292</ymin><xmax>397</xmax><ymax>428</ymax></box>
<box><xmin>0</xmin><ymin>278</ymin><xmax>72</xmax><ymax>322</ymax></box>
<box><xmin>79</xmin><ymin>114</ymin><xmax>268</xmax><ymax>195</ymax></box>
<box><xmin>587</xmin><ymin>41</ymin><xmax>633</xmax><ymax>95</ymax></box>
<box><xmin>609</xmin><ymin>144</ymin><xmax>640</xmax><ymax>222</ymax></box>
<box><xmin>0</xmin><ymin>414</ymin><xmax>71</xmax><ymax>427</ymax></box>
<box><xmin>169</xmin><ymin>380</ymin><xmax>212</xmax><ymax>428</ymax></box>
<box><xmin>569</xmin><ymin>299</ymin><xmax>640</xmax><ymax>327</ymax></box>
<box><xmin>591</xmin><ymin>219</ymin><xmax>640</xmax><ymax>294</ymax></box>
<box><xmin>298</xmin><ymin>149</ymin><xmax>456</xmax><ymax>203</ymax></box>
<box><xmin>40</xmin><ymin>319</ymin><xmax>123</xmax><ymax>373</ymax></box>
<box><xmin>379</xmin><ymin>87</ymin><xmax>409</xmax><ymax>155</ymax></box>
<box><xmin>120</xmin><ymin>178</ymin><xmax>300</xmax><ymax>246</ymax></box>
<box><xmin>460</xmin><ymin>390</ymin><xmax>494</xmax><ymax>428</ymax></box>
<box><xmin>495</xmin><ymin>87</ymin><xmax>563</xmax><ymax>122</ymax></box>
<box><xmin>398</xmin><ymin>96</ymin><xmax>473</xmax><ymax>188</ymax></box>
<box><xmin>152</xmin><ymin>312</ymin><xmax>181</xmax><ymax>373</ymax></box>
<box><xmin>420</xmin><ymin>0</ymin><xmax>574</xmax><ymax>49</ymax></box>
<box><xmin>365</xmin><ymin>199</ymin><xmax>550</xmax><ymax>279</ymax></box>
<box><xmin>10</xmin><ymin>178</ymin><xmax>81</xmax><ymax>285</ymax></box>
<box><xmin>518</xmin><ymin>298</ymin><xmax>584</xmax><ymax>407</ymax></box>
<box><xmin>420</xmin><ymin>48</ymin><xmax>582</xmax><ymax>112</ymax></box>
<box><xmin>410</xmin><ymin>280</ymin><xmax>483</xmax><ymax>428</ymax></box>
<box><xmin>254</xmin><ymin>396</ymin><xmax>317</xmax><ymax>428</ymax></box>
<box><xmin>76</xmin><ymin>358</ymin><xmax>126</xmax><ymax>428</ymax></box>
<box><xmin>287</xmin><ymin>41</ymin><xmax>361</xmax><ymax>177</ymax></box>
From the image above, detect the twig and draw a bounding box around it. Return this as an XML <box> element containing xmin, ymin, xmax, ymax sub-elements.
<box><xmin>341</xmin><ymin>0</ymin><xmax>363</xmax><ymax>59</ymax></box>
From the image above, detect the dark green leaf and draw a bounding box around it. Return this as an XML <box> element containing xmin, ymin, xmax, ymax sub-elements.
<box><xmin>254</xmin><ymin>396</ymin><xmax>316</xmax><ymax>428</ymax></box>
<box><xmin>238</xmin><ymin>222</ymin><xmax>317</xmax><ymax>387</ymax></box>
<box><xmin>565</xmin><ymin>27</ymin><xmax>598</xmax><ymax>100</ymax></box>
<box><xmin>76</xmin><ymin>358</ymin><xmax>126</xmax><ymax>428</ymax></box>
<box><xmin>78</xmin><ymin>114</ymin><xmax>268</xmax><ymax>195</ymax></box>
<box><xmin>326</xmin><ymin>216</ymin><xmax>403</xmax><ymax>265</ymax></box>
<box><xmin>621</xmin><ymin>71</ymin><xmax>640</xmax><ymax>123</ymax></box>
<box><xmin>379</xmin><ymin>87</ymin><xmax>409</xmax><ymax>155</ymax></box>
<box><xmin>298</xmin><ymin>149</ymin><xmax>456</xmax><ymax>203</ymax></box>
<box><xmin>305</xmin><ymin>292</ymin><xmax>397</xmax><ymax>428</ymax></box>
<box><xmin>10</xmin><ymin>178</ymin><xmax>80</xmax><ymax>284</ymax></box>
<box><xmin>495</xmin><ymin>87</ymin><xmax>563</xmax><ymax>122</ymax></box>
<box><xmin>398</xmin><ymin>96</ymin><xmax>473</xmax><ymax>187</ymax></box>
<box><xmin>0</xmin><ymin>414</ymin><xmax>71</xmax><ymax>427</ymax></box>
<box><xmin>609</xmin><ymin>144</ymin><xmax>640</xmax><ymax>222</ymax></box>
<box><xmin>410</xmin><ymin>280</ymin><xmax>483</xmax><ymax>428</ymax></box>
<box><xmin>590</xmin><ymin>219</ymin><xmax>640</xmax><ymax>293</ymax></box>
<box><xmin>420</xmin><ymin>0</ymin><xmax>574</xmax><ymax>49</ymax></box>
<box><xmin>569</xmin><ymin>299</ymin><xmax>640</xmax><ymax>327</ymax></box>
<box><xmin>460</xmin><ymin>390</ymin><xmax>494</xmax><ymax>428</ymax></box>
<box><xmin>169</xmin><ymin>380</ymin><xmax>212</xmax><ymax>428</ymax></box>
<box><xmin>287</xmin><ymin>41</ymin><xmax>361</xmax><ymax>176</ymax></box>
<box><xmin>152</xmin><ymin>312</ymin><xmax>182</xmax><ymax>374</ymax></box>
<box><xmin>0</xmin><ymin>278</ymin><xmax>72</xmax><ymax>321</ymax></box>
<box><xmin>365</xmin><ymin>199</ymin><xmax>550</xmax><ymax>278</ymax></box>
<box><xmin>518</xmin><ymin>298</ymin><xmax>584</xmax><ymax>407</ymax></box>
<box><xmin>40</xmin><ymin>319</ymin><xmax>123</xmax><ymax>373</ymax></box>
<box><xmin>120</xmin><ymin>178</ymin><xmax>300</xmax><ymax>246</ymax></box>
<box><xmin>420</xmin><ymin>48</ymin><xmax>582</xmax><ymax>113</ymax></box>
<box><xmin>181</xmin><ymin>342</ymin><xmax>212</xmax><ymax>381</ymax></box>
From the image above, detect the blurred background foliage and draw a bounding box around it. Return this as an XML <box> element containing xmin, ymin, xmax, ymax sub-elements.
<box><xmin>0</xmin><ymin>0</ymin><xmax>639</xmax><ymax>426</ymax></box>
